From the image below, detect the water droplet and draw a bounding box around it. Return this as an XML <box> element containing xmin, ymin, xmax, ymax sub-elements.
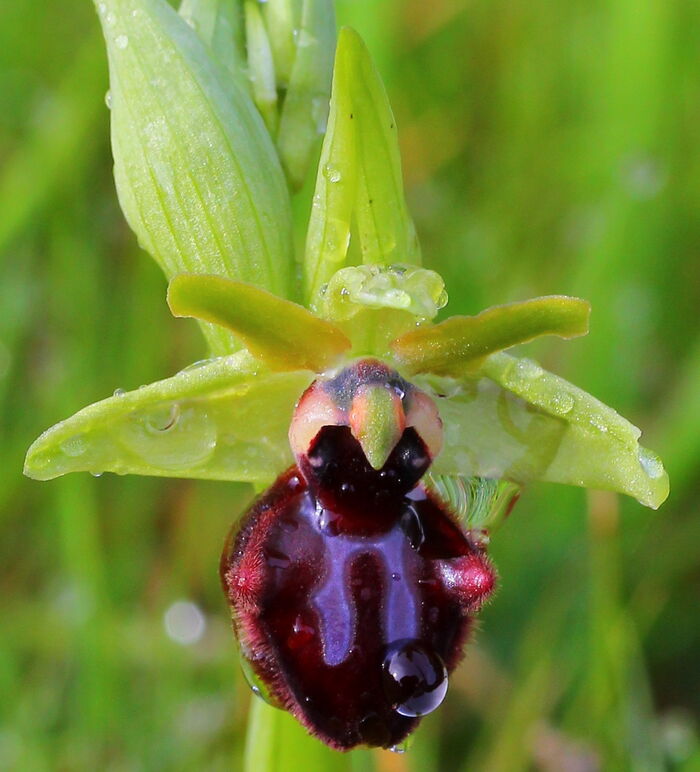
<box><xmin>60</xmin><ymin>435</ymin><xmax>87</xmax><ymax>457</ymax></box>
<box><xmin>115</xmin><ymin>34</ymin><xmax>129</xmax><ymax>49</ymax></box>
<box><xmin>436</xmin><ymin>289</ymin><xmax>449</xmax><ymax>309</ymax></box>
<box><xmin>638</xmin><ymin>447</ymin><xmax>665</xmax><ymax>479</ymax></box>
<box><xmin>145</xmin><ymin>403</ymin><xmax>180</xmax><ymax>432</ymax></box>
<box><xmin>389</xmin><ymin>736</ymin><xmax>413</xmax><ymax>753</ymax></box>
<box><xmin>382</xmin><ymin>639</ymin><xmax>448</xmax><ymax>717</ymax></box>
<box><xmin>90</xmin><ymin>471</ymin><xmax>104</xmax><ymax>478</ymax></box>
<box><xmin>117</xmin><ymin>404</ymin><xmax>217</xmax><ymax>470</ymax></box>
<box><xmin>400</xmin><ymin>505</ymin><xmax>425</xmax><ymax>551</ymax></box>
<box><xmin>323</xmin><ymin>164</ymin><xmax>342</xmax><ymax>183</ymax></box>
<box><xmin>548</xmin><ymin>390</ymin><xmax>575</xmax><ymax>416</ymax></box>
<box><xmin>288</xmin><ymin>614</ymin><xmax>315</xmax><ymax>649</ymax></box>
<box><xmin>97</xmin><ymin>2</ymin><xmax>107</xmax><ymax>16</ymax></box>
<box><xmin>391</xmin><ymin>572</ymin><xmax>401</xmax><ymax>582</ymax></box>
<box><xmin>513</xmin><ymin>358</ymin><xmax>543</xmax><ymax>380</ymax></box>
<box><xmin>105</xmin><ymin>11</ymin><xmax>116</xmax><ymax>26</ymax></box>
<box><xmin>240</xmin><ymin>657</ymin><xmax>277</xmax><ymax>705</ymax></box>
<box><xmin>104</xmin><ymin>90</ymin><xmax>112</xmax><ymax>109</ymax></box>
<box><xmin>180</xmin><ymin>358</ymin><xmax>215</xmax><ymax>373</ymax></box>
<box><xmin>113</xmin><ymin>387</ymin><xmax>125</xmax><ymax>397</ymax></box>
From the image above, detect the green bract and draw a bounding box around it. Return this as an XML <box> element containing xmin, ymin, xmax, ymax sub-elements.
<box><xmin>25</xmin><ymin>7</ymin><xmax>669</xmax><ymax>513</ymax></box>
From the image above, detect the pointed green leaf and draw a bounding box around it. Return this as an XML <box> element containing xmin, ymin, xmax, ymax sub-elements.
<box><xmin>393</xmin><ymin>296</ymin><xmax>591</xmax><ymax>375</ymax></box>
<box><xmin>96</xmin><ymin>0</ymin><xmax>293</xmax><ymax>355</ymax></box>
<box><xmin>168</xmin><ymin>274</ymin><xmax>351</xmax><ymax>371</ymax></box>
<box><xmin>421</xmin><ymin>352</ymin><xmax>669</xmax><ymax>509</ymax></box>
<box><xmin>276</xmin><ymin>0</ymin><xmax>336</xmax><ymax>189</ymax></box>
<box><xmin>178</xmin><ymin>0</ymin><xmax>245</xmax><ymax>78</ymax></box>
<box><xmin>303</xmin><ymin>27</ymin><xmax>419</xmax><ymax>307</ymax></box>
<box><xmin>244</xmin><ymin>0</ymin><xmax>279</xmax><ymax>134</ymax></box>
<box><xmin>25</xmin><ymin>352</ymin><xmax>314</xmax><ymax>483</ymax></box>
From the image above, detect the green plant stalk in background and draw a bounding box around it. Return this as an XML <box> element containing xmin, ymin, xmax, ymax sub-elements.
<box><xmin>21</xmin><ymin>0</ymin><xmax>671</xmax><ymax>767</ymax></box>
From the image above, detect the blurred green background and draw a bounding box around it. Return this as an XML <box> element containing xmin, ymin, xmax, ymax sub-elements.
<box><xmin>2</xmin><ymin>0</ymin><xmax>700</xmax><ymax>769</ymax></box>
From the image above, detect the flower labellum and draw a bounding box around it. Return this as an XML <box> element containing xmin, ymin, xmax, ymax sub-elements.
<box><xmin>220</xmin><ymin>359</ymin><xmax>495</xmax><ymax>750</ymax></box>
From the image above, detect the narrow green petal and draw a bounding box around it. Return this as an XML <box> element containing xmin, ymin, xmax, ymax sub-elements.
<box><xmin>303</xmin><ymin>30</ymin><xmax>357</xmax><ymax>305</ymax></box>
<box><xmin>24</xmin><ymin>352</ymin><xmax>314</xmax><ymax>483</ymax></box>
<box><xmin>421</xmin><ymin>352</ymin><xmax>669</xmax><ymax>509</ymax></box>
<box><xmin>261</xmin><ymin>0</ymin><xmax>300</xmax><ymax>86</ymax></box>
<box><xmin>245</xmin><ymin>0</ymin><xmax>279</xmax><ymax>135</ymax></box>
<box><xmin>96</xmin><ymin>0</ymin><xmax>294</xmax><ymax>354</ymax></box>
<box><xmin>392</xmin><ymin>296</ymin><xmax>591</xmax><ymax>375</ymax></box>
<box><xmin>276</xmin><ymin>0</ymin><xmax>336</xmax><ymax>189</ymax></box>
<box><xmin>168</xmin><ymin>274</ymin><xmax>351</xmax><ymax>371</ymax></box>
<box><xmin>178</xmin><ymin>0</ymin><xmax>245</xmax><ymax>78</ymax></box>
<box><xmin>345</xmin><ymin>28</ymin><xmax>420</xmax><ymax>270</ymax></box>
<box><xmin>303</xmin><ymin>27</ymin><xmax>419</xmax><ymax>307</ymax></box>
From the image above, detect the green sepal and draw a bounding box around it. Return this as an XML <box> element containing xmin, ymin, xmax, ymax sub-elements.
<box><xmin>420</xmin><ymin>352</ymin><xmax>669</xmax><ymax>509</ymax></box>
<box><xmin>277</xmin><ymin>0</ymin><xmax>335</xmax><ymax>188</ymax></box>
<box><xmin>392</xmin><ymin>296</ymin><xmax>591</xmax><ymax>375</ymax></box>
<box><xmin>178</xmin><ymin>0</ymin><xmax>245</xmax><ymax>79</ymax></box>
<box><xmin>304</xmin><ymin>27</ymin><xmax>420</xmax><ymax>307</ymax></box>
<box><xmin>168</xmin><ymin>274</ymin><xmax>351</xmax><ymax>372</ymax></box>
<box><xmin>244</xmin><ymin>0</ymin><xmax>279</xmax><ymax>135</ymax></box>
<box><xmin>24</xmin><ymin>352</ymin><xmax>314</xmax><ymax>483</ymax></box>
<box><xmin>261</xmin><ymin>0</ymin><xmax>300</xmax><ymax>86</ymax></box>
<box><xmin>276</xmin><ymin>0</ymin><xmax>336</xmax><ymax>189</ymax></box>
<box><xmin>96</xmin><ymin>0</ymin><xmax>293</xmax><ymax>355</ymax></box>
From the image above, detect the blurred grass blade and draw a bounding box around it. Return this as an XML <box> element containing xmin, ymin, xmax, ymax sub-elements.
<box><xmin>276</xmin><ymin>0</ymin><xmax>336</xmax><ymax>189</ymax></box>
<box><xmin>24</xmin><ymin>351</ymin><xmax>314</xmax><ymax>483</ymax></box>
<box><xmin>244</xmin><ymin>0</ymin><xmax>279</xmax><ymax>134</ymax></box>
<box><xmin>392</xmin><ymin>296</ymin><xmax>591</xmax><ymax>375</ymax></box>
<box><xmin>424</xmin><ymin>351</ymin><xmax>669</xmax><ymax>509</ymax></box>
<box><xmin>168</xmin><ymin>274</ymin><xmax>351</xmax><ymax>371</ymax></box>
<box><xmin>303</xmin><ymin>27</ymin><xmax>419</xmax><ymax>308</ymax></box>
<box><xmin>178</xmin><ymin>0</ymin><xmax>245</xmax><ymax>78</ymax></box>
<box><xmin>0</xmin><ymin>35</ymin><xmax>106</xmax><ymax>259</ymax></box>
<box><xmin>261</xmin><ymin>0</ymin><xmax>300</xmax><ymax>87</ymax></box>
<box><xmin>95</xmin><ymin>0</ymin><xmax>294</xmax><ymax>355</ymax></box>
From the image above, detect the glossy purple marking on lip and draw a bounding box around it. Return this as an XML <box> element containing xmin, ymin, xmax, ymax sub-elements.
<box><xmin>312</xmin><ymin>517</ymin><xmax>419</xmax><ymax>666</ymax></box>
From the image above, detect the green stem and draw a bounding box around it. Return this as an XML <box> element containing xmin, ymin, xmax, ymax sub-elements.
<box><xmin>244</xmin><ymin>698</ymin><xmax>353</xmax><ymax>771</ymax></box>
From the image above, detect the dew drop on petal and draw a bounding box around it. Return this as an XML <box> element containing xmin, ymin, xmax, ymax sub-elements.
<box><xmin>60</xmin><ymin>434</ymin><xmax>87</xmax><ymax>458</ymax></box>
<box><xmin>638</xmin><ymin>447</ymin><xmax>665</xmax><ymax>479</ymax></box>
<box><xmin>115</xmin><ymin>34</ymin><xmax>129</xmax><ymax>49</ymax></box>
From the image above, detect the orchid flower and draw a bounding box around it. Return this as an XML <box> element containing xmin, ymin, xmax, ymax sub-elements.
<box><xmin>24</xmin><ymin>0</ymin><xmax>668</xmax><ymax>754</ymax></box>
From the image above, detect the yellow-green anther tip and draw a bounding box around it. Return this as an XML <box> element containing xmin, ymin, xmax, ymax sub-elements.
<box><xmin>349</xmin><ymin>384</ymin><xmax>404</xmax><ymax>470</ymax></box>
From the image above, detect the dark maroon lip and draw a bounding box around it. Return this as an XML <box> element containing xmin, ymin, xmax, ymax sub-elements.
<box><xmin>221</xmin><ymin>444</ymin><xmax>495</xmax><ymax>749</ymax></box>
<box><xmin>219</xmin><ymin>358</ymin><xmax>497</xmax><ymax>751</ymax></box>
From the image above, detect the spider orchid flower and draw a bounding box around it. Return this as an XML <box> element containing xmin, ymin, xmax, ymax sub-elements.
<box><xmin>24</xmin><ymin>0</ymin><xmax>668</xmax><ymax>753</ymax></box>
